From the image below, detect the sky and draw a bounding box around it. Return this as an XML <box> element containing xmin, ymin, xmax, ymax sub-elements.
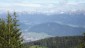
<box><xmin>0</xmin><ymin>0</ymin><xmax>85</xmax><ymax>13</ymax></box>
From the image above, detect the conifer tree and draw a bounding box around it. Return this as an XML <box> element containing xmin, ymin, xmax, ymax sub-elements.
<box><xmin>0</xmin><ymin>18</ymin><xmax>8</xmax><ymax>48</ymax></box>
<box><xmin>80</xmin><ymin>33</ymin><xmax>85</xmax><ymax>48</ymax></box>
<box><xmin>0</xmin><ymin>12</ymin><xmax>23</xmax><ymax>48</ymax></box>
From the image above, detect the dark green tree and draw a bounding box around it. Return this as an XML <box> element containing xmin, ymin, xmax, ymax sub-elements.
<box><xmin>0</xmin><ymin>12</ymin><xmax>23</xmax><ymax>48</ymax></box>
<box><xmin>0</xmin><ymin>18</ymin><xmax>8</xmax><ymax>48</ymax></box>
<box><xmin>80</xmin><ymin>33</ymin><xmax>85</xmax><ymax>48</ymax></box>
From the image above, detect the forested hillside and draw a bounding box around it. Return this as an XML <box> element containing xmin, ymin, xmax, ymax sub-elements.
<box><xmin>24</xmin><ymin>36</ymin><xmax>83</xmax><ymax>48</ymax></box>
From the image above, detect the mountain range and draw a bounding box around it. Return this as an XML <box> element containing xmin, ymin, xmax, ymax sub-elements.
<box><xmin>0</xmin><ymin>11</ymin><xmax>85</xmax><ymax>41</ymax></box>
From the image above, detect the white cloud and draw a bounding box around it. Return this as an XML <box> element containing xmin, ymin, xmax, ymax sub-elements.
<box><xmin>0</xmin><ymin>0</ymin><xmax>85</xmax><ymax>14</ymax></box>
<box><xmin>22</xmin><ymin>32</ymin><xmax>52</xmax><ymax>42</ymax></box>
<box><xmin>55</xmin><ymin>21</ymin><xmax>85</xmax><ymax>28</ymax></box>
<box><xmin>66</xmin><ymin>24</ymin><xmax>80</xmax><ymax>27</ymax></box>
<box><xmin>16</xmin><ymin>3</ymin><xmax>42</xmax><ymax>7</ymax></box>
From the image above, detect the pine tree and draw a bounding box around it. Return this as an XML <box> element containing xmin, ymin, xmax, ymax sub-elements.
<box><xmin>80</xmin><ymin>33</ymin><xmax>85</xmax><ymax>48</ymax></box>
<box><xmin>0</xmin><ymin>12</ymin><xmax>23</xmax><ymax>48</ymax></box>
<box><xmin>0</xmin><ymin>18</ymin><xmax>8</xmax><ymax>48</ymax></box>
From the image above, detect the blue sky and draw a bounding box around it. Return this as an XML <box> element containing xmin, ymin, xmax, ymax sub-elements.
<box><xmin>0</xmin><ymin>0</ymin><xmax>85</xmax><ymax>13</ymax></box>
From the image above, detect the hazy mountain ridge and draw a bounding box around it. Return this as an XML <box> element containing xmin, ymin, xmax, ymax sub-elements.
<box><xmin>28</xmin><ymin>22</ymin><xmax>85</xmax><ymax>36</ymax></box>
<box><xmin>0</xmin><ymin>11</ymin><xmax>85</xmax><ymax>41</ymax></box>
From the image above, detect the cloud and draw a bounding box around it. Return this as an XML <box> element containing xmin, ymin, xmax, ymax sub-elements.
<box><xmin>16</xmin><ymin>3</ymin><xmax>42</xmax><ymax>7</ymax></box>
<box><xmin>0</xmin><ymin>0</ymin><xmax>85</xmax><ymax>14</ymax></box>
<box><xmin>66</xmin><ymin>24</ymin><xmax>80</xmax><ymax>27</ymax></box>
<box><xmin>22</xmin><ymin>32</ymin><xmax>52</xmax><ymax>42</ymax></box>
<box><xmin>55</xmin><ymin>21</ymin><xmax>85</xmax><ymax>28</ymax></box>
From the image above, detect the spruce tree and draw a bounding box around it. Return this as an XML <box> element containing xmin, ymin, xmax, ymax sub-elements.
<box><xmin>80</xmin><ymin>33</ymin><xmax>85</xmax><ymax>48</ymax></box>
<box><xmin>0</xmin><ymin>12</ymin><xmax>23</xmax><ymax>48</ymax></box>
<box><xmin>0</xmin><ymin>18</ymin><xmax>8</xmax><ymax>48</ymax></box>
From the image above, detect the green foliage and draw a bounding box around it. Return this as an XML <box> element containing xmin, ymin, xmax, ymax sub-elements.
<box><xmin>80</xmin><ymin>33</ymin><xmax>85</xmax><ymax>48</ymax></box>
<box><xmin>25</xmin><ymin>36</ymin><xmax>82</xmax><ymax>48</ymax></box>
<box><xmin>0</xmin><ymin>12</ymin><xmax>23</xmax><ymax>48</ymax></box>
<box><xmin>29</xmin><ymin>45</ymin><xmax>48</xmax><ymax>48</ymax></box>
<box><xmin>23</xmin><ymin>45</ymin><xmax>48</xmax><ymax>48</ymax></box>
